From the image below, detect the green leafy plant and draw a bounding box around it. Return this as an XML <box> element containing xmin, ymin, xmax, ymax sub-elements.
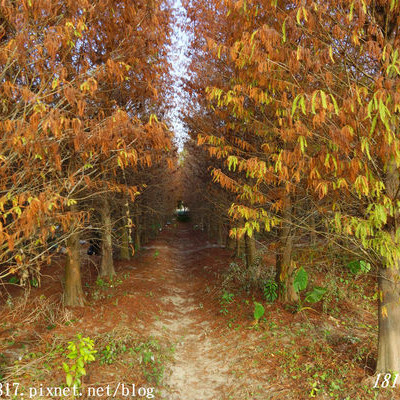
<box><xmin>99</xmin><ymin>342</ymin><xmax>127</xmax><ymax>365</ymax></box>
<box><xmin>253</xmin><ymin>301</ymin><xmax>265</xmax><ymax>323</ymax></box>
<box><xmin>263</xmin><ymin>279</ymin><xmax>278</xmax><ymax>303</ymax></box>
<box><xmin>219</xmin><ymin>291</ymin><xmax>234</xmax><ymax>315</ymax></box>
<box><xmin>293</xmin><ymin>267</ymin><xmax>327</xmax><ymax>311</ymax></box>
<box><xmin>346</xmin><ymin>260</ymin><xmax>371</xmax><ymax>275</ymax></box>
<box><xmin>30</xmin><ymin>277</ymin><xmax>39</xmax><ymax>287</ymax></box>
<box><xmin>95</xmin><ymin>277</ymin><xmax>122</xmax><ymax>290</ymax></box>
<box><xmin>63</xmin><ymin>334</ymin><xmax>96</xmax><ymax>388</ymax></box>
<box><xmin>305</xmin><ymin>286</ymin><xmax>327</xmax><ymax>304</ymax></box>
<box><xmin>95</xmin><ymin>278</ymin><xmax>106</xmax><ymax>287</ymax></box>
<box><xmin>294</xmin><ymin>267</ymin><xmax>308</xmax><ymax>292</ymax></box>
<box><xmin>100</xmin><ymin>344</ymin><xmax>116</xmax><ymax>365</ymax></box>
<box><xmin>134</xmin><ymin>339</ymin><xmax>165</xmax><ymax>385</ymax></box>
<box><xmin>8</xmin><ymin>276</ymin><xmax>19</xmax><ymax>284</ymax></box>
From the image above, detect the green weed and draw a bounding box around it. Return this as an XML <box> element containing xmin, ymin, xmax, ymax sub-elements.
<box><xmin>219</xmin><ymin>291</ymin><xmax>234</xmax><ymax>315</ymax></box>
<box><xmin>134</xmin><ymin>339</ymin><xmax>165</xmax><ymax>385</ymax></box>
<box><xmin>253</xmin><ymin>301</ymin><xmax>265</xmax><ymax>323</ymax></box>
<box><xmin>62</xmin><ymin>334</ymin><xmax>96</xmax><ymax>388</ymax></box>
<box><xmin>263</xmin><ymin>279</ymin><xmax>278</xmax><ymax>303</ymax></box>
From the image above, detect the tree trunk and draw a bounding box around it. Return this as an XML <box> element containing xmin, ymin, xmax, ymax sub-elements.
<box><xmin>64</xmin><ymin>229</ymin><xmax>85</xmax><ymax>306</ymax></box>
<box><xmin>141</xmin><ymin>214</ymin><xmax>148</xmax><ymax>245</ymax></box>
<box><xmin>119</xmin><ymin>201</ymin><xmax>131</xmax><ymax>260</ymax></box>
<box><xmin>217</xmin><ymin>220</ymin><xmax>224</xmax><ymax>246</ymax></box>
<box><xmin>275</xmin><ymin>194</ymin><xmax>298</xmax><ymax>303</ymax></box>
<box><xmin>99</xmin><ymin>198</ymin><xmax>115</xmax><ymax>278</ymax></box>
<box><xmin>376</xmin><ymin>159</ymin><xmax>400</xmax><ymax>372</ymax></box>
<box><xmin>245</xmin><ymin>233</ymin><xmax>256</xmax><ymax>267</ymax></box>
<box><xmin>377</xmin><ymin>263</ymin><xmax>400</xmax><ymax>372</ymax></box>
<box><xmin>134</xmin><ymin>213</ymin><xmax>141</xmax><ymax>251</ymax></box>
<box><xmin>226</xmin><ymin>234</ymin><xmax>236</xmax><ymax>249</ymax></box>
<box><xmin>148</xmin><ymin>216</ymin><xmax>154</xmax><ymax>238</ymax></box>
<box><xmin>235</xmin><ymin>235</ymin><xmax>244</xmax><ymax>258</ymax></box>
<box><xmin>120</xmin><ymin>222</ymin><xmax>131</xmax><ymax>260</ymax></box>
<box><xmin>206</xmin><ymin>215</ymin><xmax>211</xmax><ymax>236</ymax></box>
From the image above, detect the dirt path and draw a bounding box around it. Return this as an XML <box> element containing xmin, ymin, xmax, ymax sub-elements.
<box><xmin>136</xmin><ymin>225</ymin><xmax>234</xmax><ymax>400</ymax></box>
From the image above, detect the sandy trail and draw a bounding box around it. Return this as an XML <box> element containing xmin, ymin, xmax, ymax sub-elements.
<box><xmin>140</xmin><ymin>226</ymin><xmax>233</xmax><ymax>400</ymax></box>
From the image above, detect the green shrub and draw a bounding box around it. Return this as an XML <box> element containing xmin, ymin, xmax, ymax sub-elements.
<box><xmin>263</xmin><ymin>279</ymin><xmax>278</xmax><ymax>303</ymax></box>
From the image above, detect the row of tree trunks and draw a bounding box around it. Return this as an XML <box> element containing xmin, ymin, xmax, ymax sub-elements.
<box><xmin>192</xmin><ymin>206</ymin><xmax>302</xmax><ymax>304</ymax></box>
<box><xmin>63</xmin><ymin>198</ymin><xmax>165</xmax><ymax>306</ymax></box>
<box><xmin>202</xmin><ymin>196</ymin><xmax>304</xmax><ymax>306</ymax></box>
<box><xmin>200</xmin><ymin>216</ymin><xmax>257</xmax><ymax>269</ymax></box>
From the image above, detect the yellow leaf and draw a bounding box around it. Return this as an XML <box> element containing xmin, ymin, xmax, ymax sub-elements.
<box><xmin>302</xmin><ymin>7</ymin><xmax>308</xmax><ymax>22</ymax></box>
<box><xmin>329</xmin><ymin>46</ymin><xmax>334</xmax><ymax>63</ymax></box>
<box><xmin>282</xmin><ymin>19</ymin><xmax>287</xmax><ymax>43</ymax></box>
<box><xmin>297</xmin><ymin>46</ymin><xmax>301</xmax><ymax>61</ymax></box>
<box><xmin>296</xmin><ymin>8</ymin><xmax>302</xmax><ymax>24</ymax></box>
<box><xmin>349</xmin><ymin>2</ymin><xmax>354</xmax><ymax>21</ymax></box>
